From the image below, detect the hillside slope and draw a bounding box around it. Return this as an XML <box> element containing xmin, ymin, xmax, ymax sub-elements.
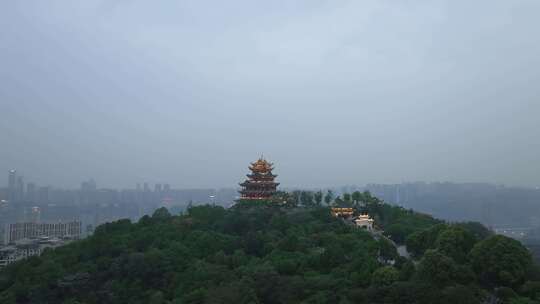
<box><xmin>0</xmin><ymin>202</ymin><xmax>538</xmax><ymax>304</ymax></box>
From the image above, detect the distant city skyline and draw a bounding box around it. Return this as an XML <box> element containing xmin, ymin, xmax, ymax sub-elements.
<box><xmin>2</xmin><ymin>168</ymin><xmax>537</xmax><ymax>191</ymax></box>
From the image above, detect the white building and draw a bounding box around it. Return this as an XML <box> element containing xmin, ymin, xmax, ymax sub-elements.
<box><xmin>0</xmin><ymin>237</ymin><xmax>65</xmax><ymax>268</ymax></box>
<box><xmin>354</xmin><ymin>214</ymin><xmax>374</xmax><ymax>231</ymax></box>
<box><xmin>3</xmin><ymin>221</ymin><xmax>82</xmax><ymax>245</ymax></box>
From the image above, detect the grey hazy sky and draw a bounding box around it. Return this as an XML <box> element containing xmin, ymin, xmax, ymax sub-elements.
<box><xmin>1</xmin><ymin>0</ymin><xmax>539</xmax><ymax>189</ymax></box>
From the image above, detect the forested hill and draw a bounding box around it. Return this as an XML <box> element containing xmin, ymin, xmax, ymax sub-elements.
<box><xmin>1</xmin><ymin>200</ymin><xmax>539</xmax><ymax>304</ymax></box>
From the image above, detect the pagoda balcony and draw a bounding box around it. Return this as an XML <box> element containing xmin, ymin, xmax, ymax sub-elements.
<box><xmin>240</xmin><ymin>181</ymin><xmax>280</xmax><ymax>187</ymax></box>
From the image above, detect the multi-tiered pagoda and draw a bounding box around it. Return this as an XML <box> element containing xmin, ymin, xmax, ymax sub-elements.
<box><xmin>239</xmin><ymin>157</ymin><xmax>279</xmax><ymax>200</ymax></box>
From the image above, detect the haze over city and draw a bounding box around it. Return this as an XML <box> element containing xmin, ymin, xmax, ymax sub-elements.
<box><xmin>1</xmin><ymin>1</ymin><xmax>539</xmax><ymax>189</ymax></box>
<box><xmin>4</xmin><ymin>2</ymin><xmax>540</xmax><ymax>303</ymax></box>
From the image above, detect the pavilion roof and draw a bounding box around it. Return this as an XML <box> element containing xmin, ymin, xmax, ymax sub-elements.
<box><xmin>249</xmin><ymin>157</ymin><xmax>274</xmax><ymax>173</ymax></box>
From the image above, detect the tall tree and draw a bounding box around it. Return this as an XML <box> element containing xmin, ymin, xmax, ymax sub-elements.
<box><xmin>300</xmin><ymin>191</ymin><xmax>314</xmax><ymax>206</ymax></box>
<box><xmin>470</xmin><ymin>235</ymin><xmax>532</xmax><ymax>287</ymax></box>
<box><xmin>324</xmin><ymin>190</ymin><xmax>334</xmax><ymax>206</ymax></box>
<box><xmin>435</xmin><ymin>226</ymin><xmax>476</xmax><ymax>263</ymax></box>
<box><xmin>416</xmin><ymin>249</ymin><xmax>458</xmax><ymax>287</ymax></box>
<box><xmin>313</xmin><ymin>190</ymin><xmax>323</xmax><ymax>206</ymax></box>
<box><xmin>352</xmin><ymin>191</ymin><xmax>362</xmax><ymax>205</ymax></box>
<box><xmin>290</xmin><ymin>191</ymin><xmax>301</xmax><ymax>205</ymax></box>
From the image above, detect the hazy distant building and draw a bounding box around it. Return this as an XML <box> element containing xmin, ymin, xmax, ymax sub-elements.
<box><xmin>26</xmin><ymin>182</ymin><xmax>36</xmax><ymax>202</ymax></box>
<box><xmin>164</xmin><ymin>184</ymin><xmax>171</xmax><ymax>192</ymax></box>
<box><xmin>16</xmin><ymin>176</ymin><xmax>24</xmax><ymax>202</ymax></box>
<box><xmin>155</xmin><ymin>184</ymin><xmax>162</xmax><ymax>193</ymax></box>
<box><xmin>80</xmin><ymin>179</ymin><xmax>97</xmax><ymax>205</ymax></box>
<box><xmin>0</xmin><ymin>237</ymin><xmax>69</xmax><ymax>268</ymax></box>
<box><xmin>3</xmin><ymin>221</ymin><xmax>82</xmax><ymax>245</ymax></box>
<box><xmin>7</xmin><ymin>170</ymin><xmax>16</xmax><ymax>202</ymax></box>
<box><xmin>81</xmin><ymin>179</ymin><xmax>97</xmax><ymax>192</ymax></box>
<box><xmin>29</xmin><ymin>207</ymin><xmax>41</xmax><ymax>223</ymax></box>
<box><xmin>37</xmin><ymin>186</ymin><xmax>50</xmax><ymax>204</ymax></box>
<box><xmin>0</xmin><ymin>188</ymin><xmax>7</xmax><ymax>201</ymax></box>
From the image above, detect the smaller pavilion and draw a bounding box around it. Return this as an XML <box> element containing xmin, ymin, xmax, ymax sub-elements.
<box><xmin>354</xmin><ymin>214</ymin><xmax>374</xmax><ymax>231</ymax></box>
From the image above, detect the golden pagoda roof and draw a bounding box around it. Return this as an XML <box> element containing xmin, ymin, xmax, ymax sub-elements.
<box><xmin>249</xmin><ymin>157</ymin><xmax>274</xmax><ymax>173</ymax></box>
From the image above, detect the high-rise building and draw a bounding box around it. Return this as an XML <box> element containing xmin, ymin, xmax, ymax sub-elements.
<box><xmin>0</xmin><ymin>188</ymin><xmax>7</xmax><ymax>201</ymax></box>
<box><xmin>26</xmin><ymin>183</ymin><xmax>36</xmax><ymax>202</ymax></box>
<box><xmin>163</xmin><ymin>184</ymin><xmax>171</xmax><ymax>192</ymax></box>
<box><xmin>135</xmin><ymin>183</ymin><xmax>142</xmax><ymax>204</ymax></box>
<box><xmin>88</xmin><ymin>179</ymin><xmax>96</xmax><ymax>191</ymax></box>
<box><xmin>81</xmin><ymin>179</ymin><xmax>97</xmax><ymax>192</ymax></box>
<box><xmin>155</xmin><ymin>184</ymin><xmax>162</xmax><ymax>193</ymax></box>
<box><xmin>7</xmin><ymin>170</ymin><xmax>16</xmax><ymax>202</ymax></box>
<box><xmin>16</xmin><ymin>176</ymin><xmax>24</xmax><ymax>202</ymax></box>
<box><xmin>80</xmin><ymin>181</ymin><xmax>88</xmax><ymax>191</ymax></box>
<box><xmin>37</xmin><ymin>187</ymin><xmax>50</xmax><ymax>204</ymax></box>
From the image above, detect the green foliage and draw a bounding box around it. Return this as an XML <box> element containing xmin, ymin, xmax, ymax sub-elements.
<box><xmin>416</xmin><ymin>249</ymin><xmax>459</xmax><ymax>287</ymax></box>
<box><xmin>471</xmin><ymin>235</ymin><xmax>533</xmax><ymax>287</ymax></box>
<box><xmin>509</xmin><ymin>297</ymin><xmax>540</xmax><ymax>304</ymax></box>
<box><xmin>405</xmin><ymin>224</ymin><xmax>447</xmax><ymax>257</ymax></box>
<box><xmin>398</xmin><ymin>259</ymin><xmax>416</xmax><ymax>281</ymax></box>
<box><xmin>324</xmin><ymin>190</ymin><xmax>441</xmax><ymax>245</ymax></box>
<box><xmin>0</xmin><ymin>197</ymin><xmax>537</xmax><ymax>304</ymax></box>
<box><xmin>378</xmin><ymin>238</ymin><xmax>398</xmax><ymax>263</ymax></box>
<box><xmin>351</xmin><ymin>191</ymin><xmax>362</xmax><ymax>204</ymax></box>
<box><xmin>323</xmin><ymin>190</ymin><xmax>333</xmax><ymax>206</ymax></box>
<box><xmin>520</xmin><ymin>281</ymin><xmax>540</xmax><ymax>300</ymax></box>
<box><xmin>497</xmin><ymin>286</ymin><xmax>519</xmax><ymax>301</ymax></box>
<box><xmin>455</xmin><ymin>221</ymin><xmax>493</xmax><ymax>241</ymax></box>
<box><xmin>0</xmin><ymin>205</ymin><xmax>378</xmax><ymax>303</ymax></box>
<box><xmin>439</xmin><ymin>285</ymin><xmax>479</xmax><ymax>304</ymax></box>
<box><xmin>372</xmin><ymin>266</ymin><xmax>399</xmax><ymax>286</ymax></box>
<box><xmin>313</xmin><ymin>190</ymin><xmax>323</xmax><ymax>206</ymax></box>
<box><xmin>435</xmin><ymin>226</ymin><xmax>476</xmax><ymax>263</ymax></box>
<box><xmin>371</xmin><ymin>205</ymin><xmax>440</xmax><ymax>245</ymax></box>
<box><xmin>152</xmin><ymin>207</ymin><xmax>172</xmax><ymax>219</ymax></box>
<box><xmin>300</xmin><ymin>191</ymin><xmax>314</xmax><ymax>207</ymax></box>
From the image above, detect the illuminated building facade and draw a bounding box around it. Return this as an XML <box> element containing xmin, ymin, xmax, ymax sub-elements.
<box><xmin>239</xmin><ymin>157</ymin><xmax>279</xmax><ymax>200</ymax></box>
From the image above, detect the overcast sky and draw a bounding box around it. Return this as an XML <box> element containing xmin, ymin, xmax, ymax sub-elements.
<box><xmin>1</xmin><ymin>0</ymin><xmax>539</xmax><ymax>189</ymax></box>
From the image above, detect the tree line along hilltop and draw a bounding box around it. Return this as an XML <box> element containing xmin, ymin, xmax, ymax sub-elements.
<box><xmin>0</xmin><ymin>191</ymin><xmax>539</xmax><ymax>304</ymax></box>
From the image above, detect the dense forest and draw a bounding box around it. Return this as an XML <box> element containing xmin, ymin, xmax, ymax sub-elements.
<box><xmin>1</xmin><ymin>191</ymin><xmax>539</xmax><ymax>304</ymax></box>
